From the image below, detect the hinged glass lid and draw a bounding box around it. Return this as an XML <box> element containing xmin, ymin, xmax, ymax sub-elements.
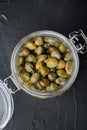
<box><xmin>0</xmin><ymin>80</ymin><xmax>14</xmax><ymax>130</ymax></box>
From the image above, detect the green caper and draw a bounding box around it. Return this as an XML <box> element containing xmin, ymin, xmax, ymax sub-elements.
<box><xmin>38</xmin><ymin>55</ymin><xmax>47</xmax><ymax>62</ymax></box>
<box><xmin>44</xmin><ymin>37</ymin><xmax>60</xmax><ymax>47</ymax></box>
<box><xmin>44</xmin><ymin>36</ymin><xmax>58</xmax><ymax>43</ymax></box>
<box><xmin>40</xmin><ymin>67</ymin><xmax>50</xmax><ymax>76</ymax></box>
<box><xmin>59</xmin><ymin>43</ymin><xmax>66</xmax><ymax>53</ymax></box>
<box><xmin>25</xmin><ymin>81</ymin><xmax>33</xmax><ymax>87</ymax></box>
<box><xmin>25</xmin><ymin>63</ymin><xmax>34</xmax><ymax>73</ymax></box>
<box><xmin>20</xmin><ymin>72</ymin><xmax>30</xmax><ymax>81</ymax></box>
<box><xmin>39</xmin><ymin>79</ymin><xmax>50</xmax><ymax>87</ymax></box>
<box><xmin>36</xmin><ymin>61</ymin><xmax>44</xmax><ymax>70</ymax></box>
<box><xmin>50</xmin><ymin>83</ymin><xmax>58</xmax><ymax>90</ymax></box>
<box><xmin>25</xmin><ymin>41</ymin><xmax>36</xmax><ymax>50</ymax></box>
<box><xmin>57</xmin><ymin>70</ymin><xmax>68</xmax><ymax>78</ymax></box>
<box><xmin>51</xmin><ymin>50</ymin><xmax>61</xmax><ymax>60</ymax></box>
<box><xmin>26</xmin><ymin>54</ymin><xmax>37</xmax><ymax>63</ymax></box>
<box><xmin>35</xmin><ymin>37</ymin><xmax>43</xmax><ymax>46</ymax></box>
<box><xmin>64</xmin><ymin>53</ymin><xmax>72</xmax><ymax>61</ymax></box>
<box><xmin>19</xmin><ymin>48</ymin><xmax>30</xmax><ymax>56</ymax></box>
<box><xmin>31</xmin><ymin>73</ymin><xmax>40</xmax><ymax>83</ymax></box>
<box><xmin>48</xmin><ymin>47</ymin><xmax>57</xmax><ymax>53</ymax></box>
<box><xmin>48</xmin><ymin>73</ymin><xmax>57</xmax><ymax>81</ymax></box>
<box><xmin>55</xmin><ymin>77</ymin><xmax>66</xmax><ymax>85</ymax></box>
<box><xmin>35</xmin><ymin>83</ymin><xmax>44</xmax><ymax>90</ymax></box>
<box><xmin>43</xmin><ymin>43</ymin><xmax>50</xmax><ymax>49</ymax></box>
<box><xmin>65</xmin><ymin>60</ymin><xmax>73</xmax><ymax>75</ymax></box>
<box><xmin>56</xmin><ymin>60</ymin><xmax>65</xmax><ymax>69</ymax></box>
<box><xmin>52</xmin><ymin>41</ymin><xmax>60</xmax><ymax>47</ymax></box>
<box><xmin>17</xmin><ymin>56</ymin><xmax>24</xmax><ymax>66</ymax></box>
<box><xmin>46</xmin><ymin>57</ymin><xmax>58</xmax><ymax>68</ymax></box>
<box><xmin>35</xmin><ymin>46</ymin><xmax>44</xmax><ymax>55</ymax></box>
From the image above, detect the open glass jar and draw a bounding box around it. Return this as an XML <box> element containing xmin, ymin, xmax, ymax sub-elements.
<box><xmin>0</xmin><ymin>30</ymin><xmax>87</xmax><ymax>129</ymax></box>
<box><xmin>11</xmin><ymin>30</ymin><xmax>80</xmax><ymax>98</ymax></box>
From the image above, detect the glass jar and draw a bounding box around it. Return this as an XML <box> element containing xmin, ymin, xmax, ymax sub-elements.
<box><xmin>10</xmin><ymin>30</ymin><xmax>79</xmax><ymax>98</ymax></box>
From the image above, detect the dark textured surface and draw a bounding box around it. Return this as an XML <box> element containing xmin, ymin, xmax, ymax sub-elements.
<box><xmin>0</xmin><ymin>0</ymin><xmax>87</xmax><ymax>130</ymax></box>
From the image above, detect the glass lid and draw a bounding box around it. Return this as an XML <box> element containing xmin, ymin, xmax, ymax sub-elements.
<box><xmin>0</xmin><ymin>80</ymin><xmax>14</xmax><ymax>130</ymax></box>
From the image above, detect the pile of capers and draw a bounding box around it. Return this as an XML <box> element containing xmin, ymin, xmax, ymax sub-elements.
<box><xmin>16</xmin><ymin>36</ymin><xmax>73</xmax><ymax>92</ymax></box>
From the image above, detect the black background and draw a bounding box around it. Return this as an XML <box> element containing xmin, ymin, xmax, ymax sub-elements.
<box><xmin>0</xmin><ymin>0</ymin><xmax>87</xmax><ymax>130</ymax></box>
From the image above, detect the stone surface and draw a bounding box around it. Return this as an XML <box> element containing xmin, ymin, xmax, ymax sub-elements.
<box><xmin>0</xmin><ymin>0</ymin><xmax>87</xmax><ymax>130</ymax></box>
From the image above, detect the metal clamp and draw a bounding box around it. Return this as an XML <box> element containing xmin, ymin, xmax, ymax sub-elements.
<box><xmin>4</xmin><ymin>75</ymin><xmax>20</xmax><ymax>94</ymax></box>
<box><xmin>69</xmin><ymin>29</ymin><xmax>87</xmax><ymax>54</ymax></box>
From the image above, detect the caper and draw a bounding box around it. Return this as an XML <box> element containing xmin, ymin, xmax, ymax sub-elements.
<box><xmin>59</xmin><ymin>43</ymin><xmax>66</xmax><ymax>53</ymax></box>
<box><xmin>25</xmin><ymin>63</ymin><xmax>34</xmax><ymax>73</ymax></box>
<box><xmin>40</xmin><ymin>67</ymin><xmax>50</xmax><ymax>76</ymax></box>
<box><xmin>19</xmin><ymin>48</ymin><xmax>30</xmax><ymax>56</ymax></box>
<box><xmin>49</xmin><ymin>41</ymin><xmax>60</xmax><ymax>47</ymax></box>
<box><xmin>20</xmin><ymin>72</ymin><xmax>30</xmax><ymax>81</ymax></box>
<box><xmin>36</xmin><ymin>61</ymin><xmax>44</xmax><ymax>70</ymax></box>
<box><xmin>65</xmin><ymin>60</ymin><xmax>73</xmax><ymax>75</ymax></box>
<box><xmin>48</xmin><ymin>47</ymin><xmax>57</xmax><ymax>53</ymax></box>
<box><xmin>50</xmin><ymin>83</ymin><xmax>58</xmax><ymax>90</ymax></box>
<box><xmin>46</xmin><ymin>57</ymin><xmax>58</xmax><ymax>68</ymax></box>
<box><xmin>56</xmin><ymin>60</ymin><xmax>65</xmax><ymax>69</ymax></box>
<box><xmin>38</xmin><ymin>55</ymin><xmax>47</xmax><ymax>62</ymax></box>
<box><xmin>51</xmin><ymin>50</ymin><xmax>61</xmax><ymax>60</ymax></box>
<box><xmin>48</xmin><ymin>73</ymin><xmax>57</xmax><ymax>81</ymax></box>
<box><xmin>26</xmin><ymin>54</ymin><xmax>37</xmax><ymax>63</ymax></box>
<box><xmin>35</xmin><ymin>46</ymin><xmax>44</xmax><ymax>55</ymax></box>
<box><xmin>65</xmin><ymin>48</ymin><xmax>70</xmax><ymax>53</ymax></box>
<box><xmin>31</xmin><ymin>73</ymin><xmax>40</xmax><ymax>83</ymax></box>
<box><xmin>35</xmin><ymin>37</ymin><xmax>43</xmax><ymax>46</ymax></box>
<box><xmin>64</xmin><ymin>53</ymin><xmax>72</xmax><ymax>61</ymax></box>
<box><xmin>18</xmin><ymin>66</ymin><xmax>24</xmax><ymax>72</ymax></box>
<box><xmin>43</xmin><ymin>43</ymin><xmax>50</xmax><ymax>49</ymax></box>
<box><xmin>53</xmin><ymin>41</ymin><xmax>60</xmax><ymax>47</ymax></box>
<box><xmin>57</xmin><ymin>70</ymin><xmax>68</xmax><ymax>78</ymax></box>
<box><xmin>55</xmin><ymin>77</ymin><xmax>66</xmax><ymax>85</ymax></box>
<box><xmin>44</xmin><ymin>36</ymin><xmax>58</xmax><ymax>43</ymax></box>
<box><xmin>35</xmin><ymin>83</ymin><xmax>44</xmax><ymax>90</ymax></box>
<box><xmin>44</xmin><ymin>37</ymin><xmax>60</xmax><ymax>47</ymax></box>
<box><xmin>25</xmin><ymin>41</ymin><xmax>36</xmax><ymax>50</ymax></box>
<box><xmin>39</xmin><ymin>79</ymin><xmax>50</xmax><ymax>87</ymax></box>
<box><xmin>17</xmin><ymin>56</ymin><xmax>24</xmax><ymax>66</ymax></box>
<box><xmin>25</xmin><ymin>81</ymin><xmax>33</xmax><ymax>87</ymax></box>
